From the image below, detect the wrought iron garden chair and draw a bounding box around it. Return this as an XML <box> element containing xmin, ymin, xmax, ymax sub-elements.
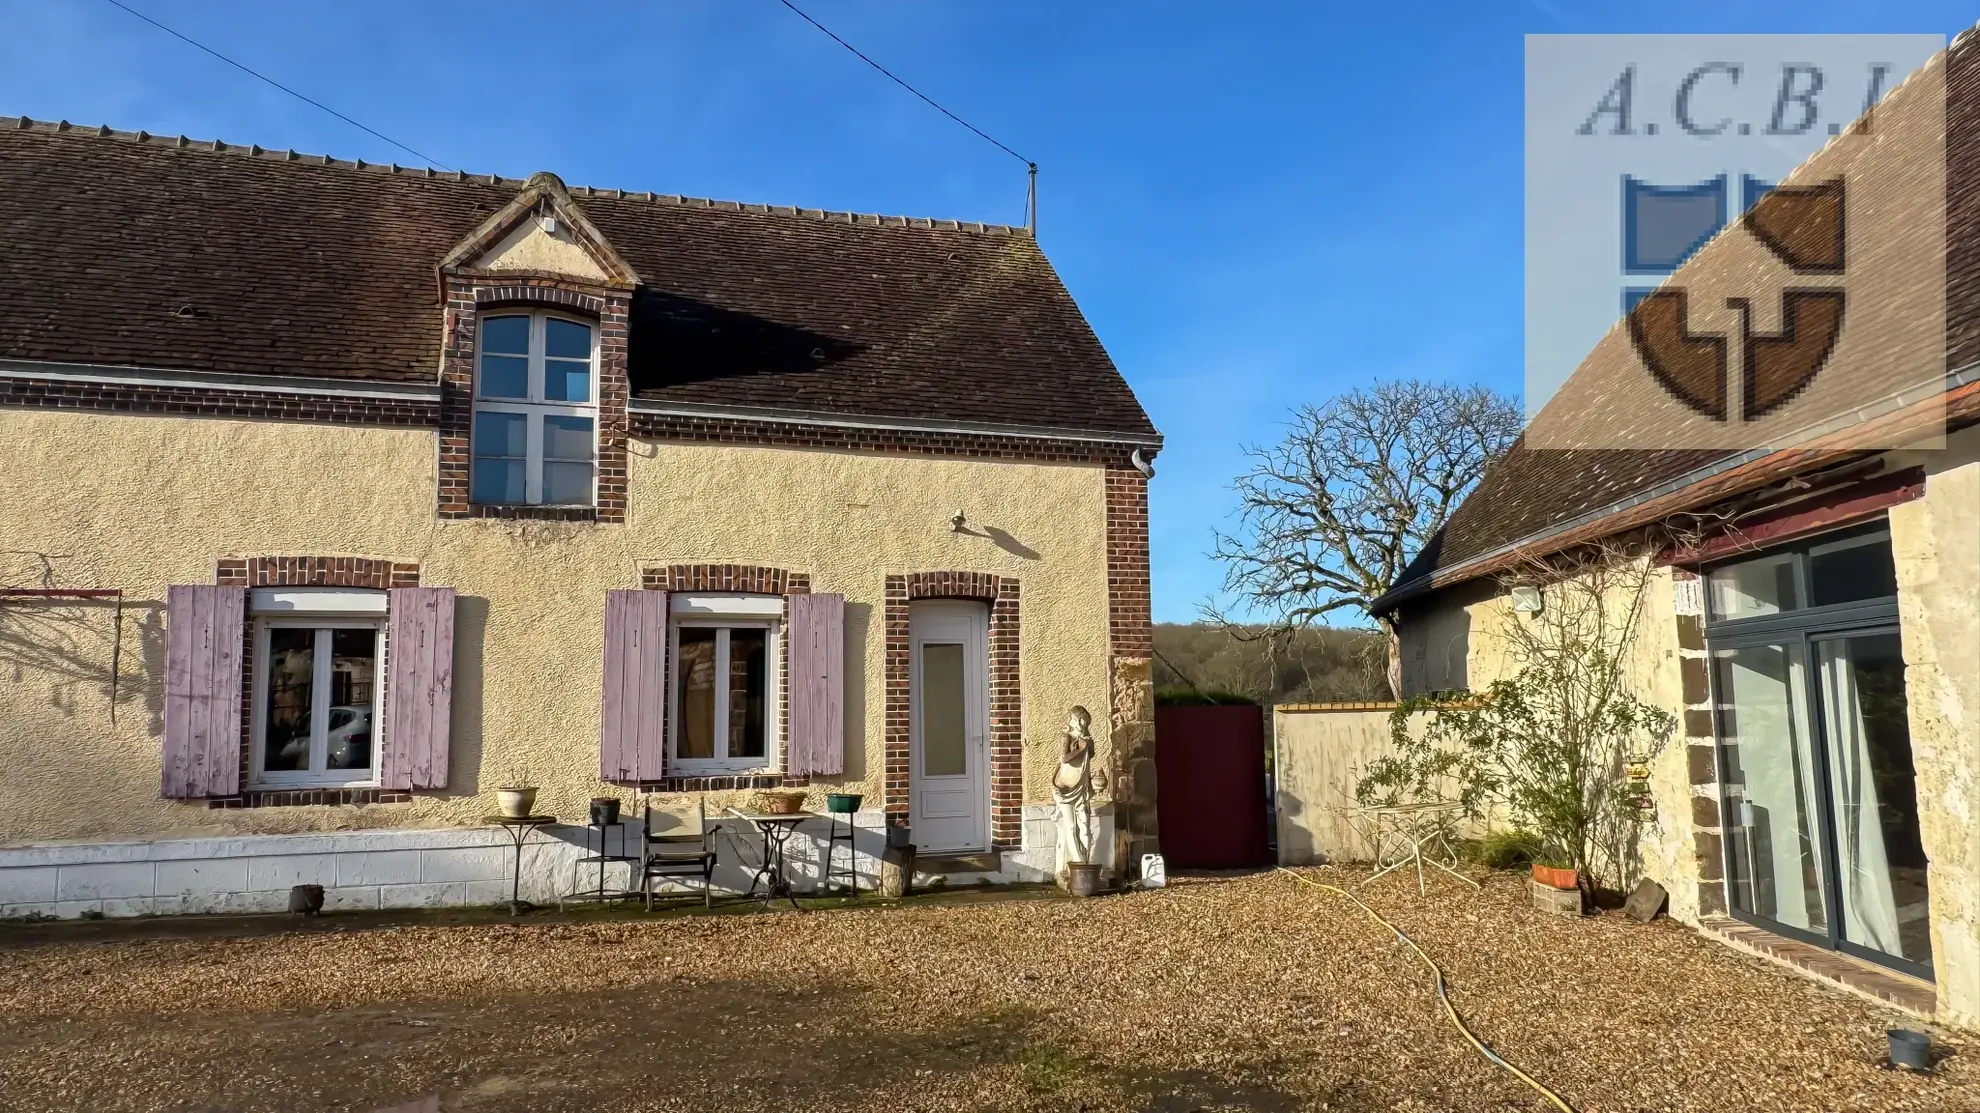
<box><xmin>640</xmin><ymin>798</ymin><xmax>721</xmax><ymax>910</ymax></box>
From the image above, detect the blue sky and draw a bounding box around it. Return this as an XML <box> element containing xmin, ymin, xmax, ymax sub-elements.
<box><xmin>3</xmin><ymin>1</ymin><xmax>1973</xmax><ymax>622</ymax></box>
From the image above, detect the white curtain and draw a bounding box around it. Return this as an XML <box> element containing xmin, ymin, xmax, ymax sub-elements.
<box><xmin>1819</xmin><ymin>640</ymin><xmax>1902</xmax><ymax>953</ymax></box>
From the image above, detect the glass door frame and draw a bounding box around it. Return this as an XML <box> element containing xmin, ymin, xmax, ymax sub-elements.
<box><xmin>1703</xmin><ymin>530</ymin><xmax>1931</xmax><ymax>980</ymax></box>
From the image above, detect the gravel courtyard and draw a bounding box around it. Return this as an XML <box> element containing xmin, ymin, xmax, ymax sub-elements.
<box><xmin>0</xmin><ymin>869</ymin><xmax>1972</xmax><ymax>1113</ymax></box>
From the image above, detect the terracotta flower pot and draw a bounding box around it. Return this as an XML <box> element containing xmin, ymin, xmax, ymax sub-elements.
<box><xmin>1532</xmin><ymin>863</ymin><xmax>1578</xmax><ymax>891</ymax></box>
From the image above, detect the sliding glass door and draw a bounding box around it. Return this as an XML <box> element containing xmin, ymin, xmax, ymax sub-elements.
<box><xmin>1706</xmin><ymin>526</ymin><xmax>1931</xmax><ymax>979</ymax></box>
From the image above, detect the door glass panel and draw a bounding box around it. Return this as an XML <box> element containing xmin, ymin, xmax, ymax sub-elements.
<box><xmin>1808</xmin><ymin>533</ymin><xmax>1898</xmax><ymax>608</ymax></box>
<box><xmin>1708</xmin><ymin>554</ymin><xmax>1801</xmax><ymax>620</ymax></box>
<box><xmin>263</xmin><ymin>628</ymin><xmax>315</xmax><ymax>772</ymax></box>
<box><xmin>729</xmin><ymin>628</ymin><xmax>767</xmax><ymax>760</ymax></box>
<box><xmin>920</xmin><ymin>642</ymin><xmax>967</xmax><ymax>777</ymax></box>
<box><xmin>1715</xmin><ymin>642</ymin><xmax>1828</xmax><ymax>935</ymax></box>
<box><xmin>677</xmin><ymin>628</ymin><xmax>717</xmax><ymax>760</ymax></box>
<box><xmin>1816</xmin><ymin>634</ymin><xmax>1931</xmax><ymax>966</ymax></box>
<box><xmin>326</xmin><ymin>628</ymin><xmax>377</xmax><ymax>771</ymax></box>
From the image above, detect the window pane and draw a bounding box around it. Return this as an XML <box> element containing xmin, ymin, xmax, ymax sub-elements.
<box><xmin>474</xmin><ymin>411</ymin><xmax>527</xmax><ymax>457</ymax></box>
<box><xmin>542</xmin><ymin>415</ymin><xmax>594</xmax><ymax>460</ymax></box>
<box><xmin>326</xmin><ymin>628</ymin><xmax>377</xmax><ymax>771</ymax></box>
<box><xmin>1817</xmin><ymin>634</ymin><xmax>1931</xmax><ymax>966</ymax></box>
<box><xmin>1708</xmin><ymin>554</ymin><xmax>1800</xmax><ymax>620</ymax></box>
<box><xmin>729</xmin><ymin>628</ymin><xmax>767</xmax><ymax>760</ymax></box>
<box><xmin>920</xmin><ymin>642</ymin><xmax>967</xmax><ymax>777</ymax></box>
<box><xmin>542</xmin><ymin>462</ymin><xmax>592</xmax><ymax>505</ymax></box>
<box><xmin>263</xmin><ymin>628</ymin><xmax>314</xmax><ymax>772</ymax></box>
<box><xmin>481</xmin><ymin>315</ymin><xmax>529</xmax><ymax>355</ymax></box>
<box><xmin>472</xmin><ymin>459</ymin><xmax>526</xmax><ymax>504</ymax></box>
<box><xmin>1809</xmin><ymin>534</ymin><xmax>1898</xmax><ymax>608</ymax></box>
<box><xmin>678</xmin><ymin>628</ymin><xmax>717</xmax><ymax>760</ymax></box>
<box><xmin>478</xmin><ymin>355</ymin><xmax>528</xmax><ymax>399</ymax></box>
<box><xmin>545</xmin><ymin>318</ymin><xmax>591</xmax><ymax>359</ymax></box>
<box><xmin>1715</xmin><ymin>642</ymin><xmax>1827</xmax><ymax>935</ymax></box>
<box><xmin>544</xmin><ymin>359</ymin><xmax>591</xmax><ymax>402</ymax></box>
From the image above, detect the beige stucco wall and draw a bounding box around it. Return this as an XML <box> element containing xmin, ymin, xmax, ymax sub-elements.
<box><xmin>0</xmin><ymin>407</ymin><xmax>1113</xmax><ymax>845</ymax></box>
<box><xmin>476</xmin><ymin>220</ymin><xmax>608</xmax><ymax>280</ymax></box>
<box><xmin>1890</xmin><ymin>448</ymin><xmax>1980</xmax><ymax>1026</ymax></box>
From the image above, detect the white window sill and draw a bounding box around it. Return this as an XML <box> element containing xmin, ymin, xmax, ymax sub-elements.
<box><xmin>669</xmin><ymin>764</ymin><xmax>774</xmax><ymax>777</ymax></box>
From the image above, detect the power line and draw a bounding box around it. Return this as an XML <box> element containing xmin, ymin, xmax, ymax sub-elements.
<box><xmin>773</xmin><ymin>0</ymin><xmax>1032</xmax><ymax>168</ymax></box>
<box><xmin>98</xmin><ymin>0</ymin><xmax>450</xmax><ymax>170</ymax></box>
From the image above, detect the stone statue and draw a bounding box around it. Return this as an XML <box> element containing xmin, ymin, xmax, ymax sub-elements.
<box><xmin>1053</xmin><ymin>706</ymin><xmax>1107</xmax><ymax>883</ymax></box>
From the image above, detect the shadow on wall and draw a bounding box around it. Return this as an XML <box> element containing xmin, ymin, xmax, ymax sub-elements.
<box><xmin>0</xmin><ymin>595</ymin><xmax>165</xmax><ymax>731</ymax></box>
<box><xmin>445</xmin><ymin>595</ymin><xmax>490</xmax><ymax>799</ymax></box>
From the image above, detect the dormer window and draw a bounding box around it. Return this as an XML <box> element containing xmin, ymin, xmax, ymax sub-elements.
<box><xmin>471</xmin><ymin>312</ymin><xmax>598</xmax><ymax>506</ymax></box>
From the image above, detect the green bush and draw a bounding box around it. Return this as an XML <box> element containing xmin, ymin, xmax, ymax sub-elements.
<box><xmin>1473</xmin><ymin>828</ymin><xmax>1545</xmax><ymax>870</ymax></box>
<box><xmin>1153</xmin><ymin>687</ymin><xmax>1258</xmax><ymax>706</ymax></box>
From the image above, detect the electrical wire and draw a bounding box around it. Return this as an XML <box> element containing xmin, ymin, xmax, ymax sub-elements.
<box><xmin>1276</xmin><ymin>867</ymin><xmax>1579</xmax><ymax>1113</ymax></box>
<box><xmin>772</xmin><ymin>0</ymin><xmax>1032</xmax><ymax>168</ymax></box>
<box><xmin>97</xmin><ymin>0</ymin><xmax>451</xmax><ymax>170</ymax></box>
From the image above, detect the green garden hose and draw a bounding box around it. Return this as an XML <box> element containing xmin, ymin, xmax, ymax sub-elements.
<box><xmin>1277</xmin><ymin>867</ymin><xmax>1577</xmax><ymax>1113</ymax></box>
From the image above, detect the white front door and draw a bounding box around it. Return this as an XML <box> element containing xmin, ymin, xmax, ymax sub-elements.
<box><xmin>909</xmin><ymin>600</ymin><xmax>989</xmax><ymax>853</ymax></box>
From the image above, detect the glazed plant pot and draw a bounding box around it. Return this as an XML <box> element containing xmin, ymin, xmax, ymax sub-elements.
<box><xmin>589</xmin><ymin>797</ymin><xmax>621</xmax><ymax>827</ymax></box>
<box><xmin>496</xmin><ymin>787</ymin><xmax>537</xmax><ymax>819</ymax></box>
<box><xmin>1066</xmin><ymin>862</ymin><xmax>1103</xmax><ymax>898</ymax></box>
<box><xmin>1531</xmin><ymin>863</ymin><xmax>1578</xmax><ymax>891</ymax></box>
<box><xmin>754</xmin><ymin>789</ymin><xmax>808</xmax><ymax>815</ymax></box>
<box><xmin>825</xmin><ymin>793</ymin><xmax>863</xmax><ymax>814</ymax></box>
<box><xmin>886</xmin><ymin>821</ymin><xmax>913</xmax><ymax>849</ymax></box>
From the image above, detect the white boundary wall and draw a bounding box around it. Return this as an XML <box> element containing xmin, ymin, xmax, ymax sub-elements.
<box><xmin>0</xmin><ymin>805</ymin><xmax>1109</xmax><ymax>919</ymax></box>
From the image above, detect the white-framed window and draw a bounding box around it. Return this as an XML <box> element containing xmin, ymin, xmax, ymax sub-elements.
<box><xmin>250</xmin><ymin>614</ymin><xmax>385</xmax><ymax>789</ymax></box>
<box><xmin>471</xmin><ymin>311</ymin><xmax>598</xmax><ymax>506</ymax></box>
<box><xmin>668</xmin><ymin>596</ymin><xmax>781</xmax><ymax>774</ymax></box>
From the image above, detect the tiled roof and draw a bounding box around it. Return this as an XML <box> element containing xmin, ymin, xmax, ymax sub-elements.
<box><xmin>0</xmin><ymin>117</ymin><xmax>1157</xmax><ymax>439</ymax></box>
<box><xmin>1386</xmin><ymin>32</ymin><xmax>1980</xmax><ymax>605</ymax></box>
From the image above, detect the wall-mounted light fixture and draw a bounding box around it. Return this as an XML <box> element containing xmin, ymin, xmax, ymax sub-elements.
<box><xmin>950</xmin><ymin>510</ymin><xmax>967</xmax><ymax>533</ymax></box>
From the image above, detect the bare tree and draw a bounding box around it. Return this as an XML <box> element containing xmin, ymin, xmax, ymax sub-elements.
<box><xmin>1209</xmin><ymin>380</ymin><xmax>1522</xmax><ymax>697</ymax></box>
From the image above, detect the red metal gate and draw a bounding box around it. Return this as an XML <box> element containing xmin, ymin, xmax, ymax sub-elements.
<box><xmin>1154</xmin><ymin>704</ymin><xmax>1270</xmax><ymax>869</ymax></box>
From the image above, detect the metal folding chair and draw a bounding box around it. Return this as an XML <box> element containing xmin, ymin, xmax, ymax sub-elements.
<box><xmin>640</xmin><ymin>798</ymin><xmax>721</xmax><ymax>910</ymax></box>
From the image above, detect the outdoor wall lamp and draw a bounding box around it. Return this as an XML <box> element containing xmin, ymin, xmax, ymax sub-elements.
<box><xmin>950</xmin><ymin>510</ymin><xmax>967</xmax><ymax>533</ymax></box>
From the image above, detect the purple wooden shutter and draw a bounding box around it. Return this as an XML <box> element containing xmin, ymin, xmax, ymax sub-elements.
<box><xmin>600</xmin><ymin>590</ymin><xmax>666</xmax><ymax>782</ymax></box>
<box><xmin>786</xmin><ymin>592</ymin><xmax>845</xmax><ymax>776</ymax></box>
<box><xmin>383</xmin><ymin>587</ymin><xmax>456</xmax><ymax>791</ymax></box>
<box><xmin>161</xmin><ymin>585</ymin><xmax>245</xmax><ymax>798</ymax></box>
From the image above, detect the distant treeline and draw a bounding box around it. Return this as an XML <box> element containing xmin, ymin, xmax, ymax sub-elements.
<box><xmin>1151</xmin><ymin>622</ymin><xmax>1388</xmax><ymax>707</ymax></box>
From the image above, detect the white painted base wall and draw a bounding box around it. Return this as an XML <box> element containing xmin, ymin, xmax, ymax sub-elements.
<box><xmin>0</xmin><ymin>805</ymin><xmax>1114</xmax><ymax>919</ymax></box>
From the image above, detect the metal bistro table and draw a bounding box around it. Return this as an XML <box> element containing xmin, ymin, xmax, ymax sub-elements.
<box><xmin>1360</xmin><ymin>800</ymin><xmax>1481</xmax><ymax>896</ymax></box>
<box><xmin>485</xmin><ymin>814</ymin><xmax>556</xmax><ymax>915</ymax></box>
<box><xmin>725</xmin><ymin>809</ymin><xmax>815</xmax><ymax>909</ymax></box>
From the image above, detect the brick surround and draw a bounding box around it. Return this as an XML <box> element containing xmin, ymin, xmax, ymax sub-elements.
<box><xmin>883</xmin><ymin>571</ymin><xmax>1023</xmax><ymax>848</ymax></box>
<box><xmin>203</xmin><ymin>555</ymin><xmax>420</xmax><ymax>809</ymax></box>
<box><xmin>635</xmin><ymin>564</ymin><xmax>811</xmax><ymax>787</ymax></box>
<box><xmin>436</xmin><ymin>274</ymin><xmax>631</xmax><ymax>522</ymax></box>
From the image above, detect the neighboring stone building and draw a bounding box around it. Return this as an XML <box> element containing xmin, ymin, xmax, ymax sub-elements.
<box><xmin>0</xmin><ymin>117</ymin><xmax>1159</xmax><ymax>914</ymax></box>
<box><xmin>1374</xmin><ymin>39</ymin><xmax>1980</xmax><ymax>1026</ymax></box>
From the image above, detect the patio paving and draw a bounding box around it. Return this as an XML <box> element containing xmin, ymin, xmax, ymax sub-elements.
<box><xmin>0</xmin><ymin>869</ymin><xmax>1972</xmax><ymax>1112</ymax></box>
